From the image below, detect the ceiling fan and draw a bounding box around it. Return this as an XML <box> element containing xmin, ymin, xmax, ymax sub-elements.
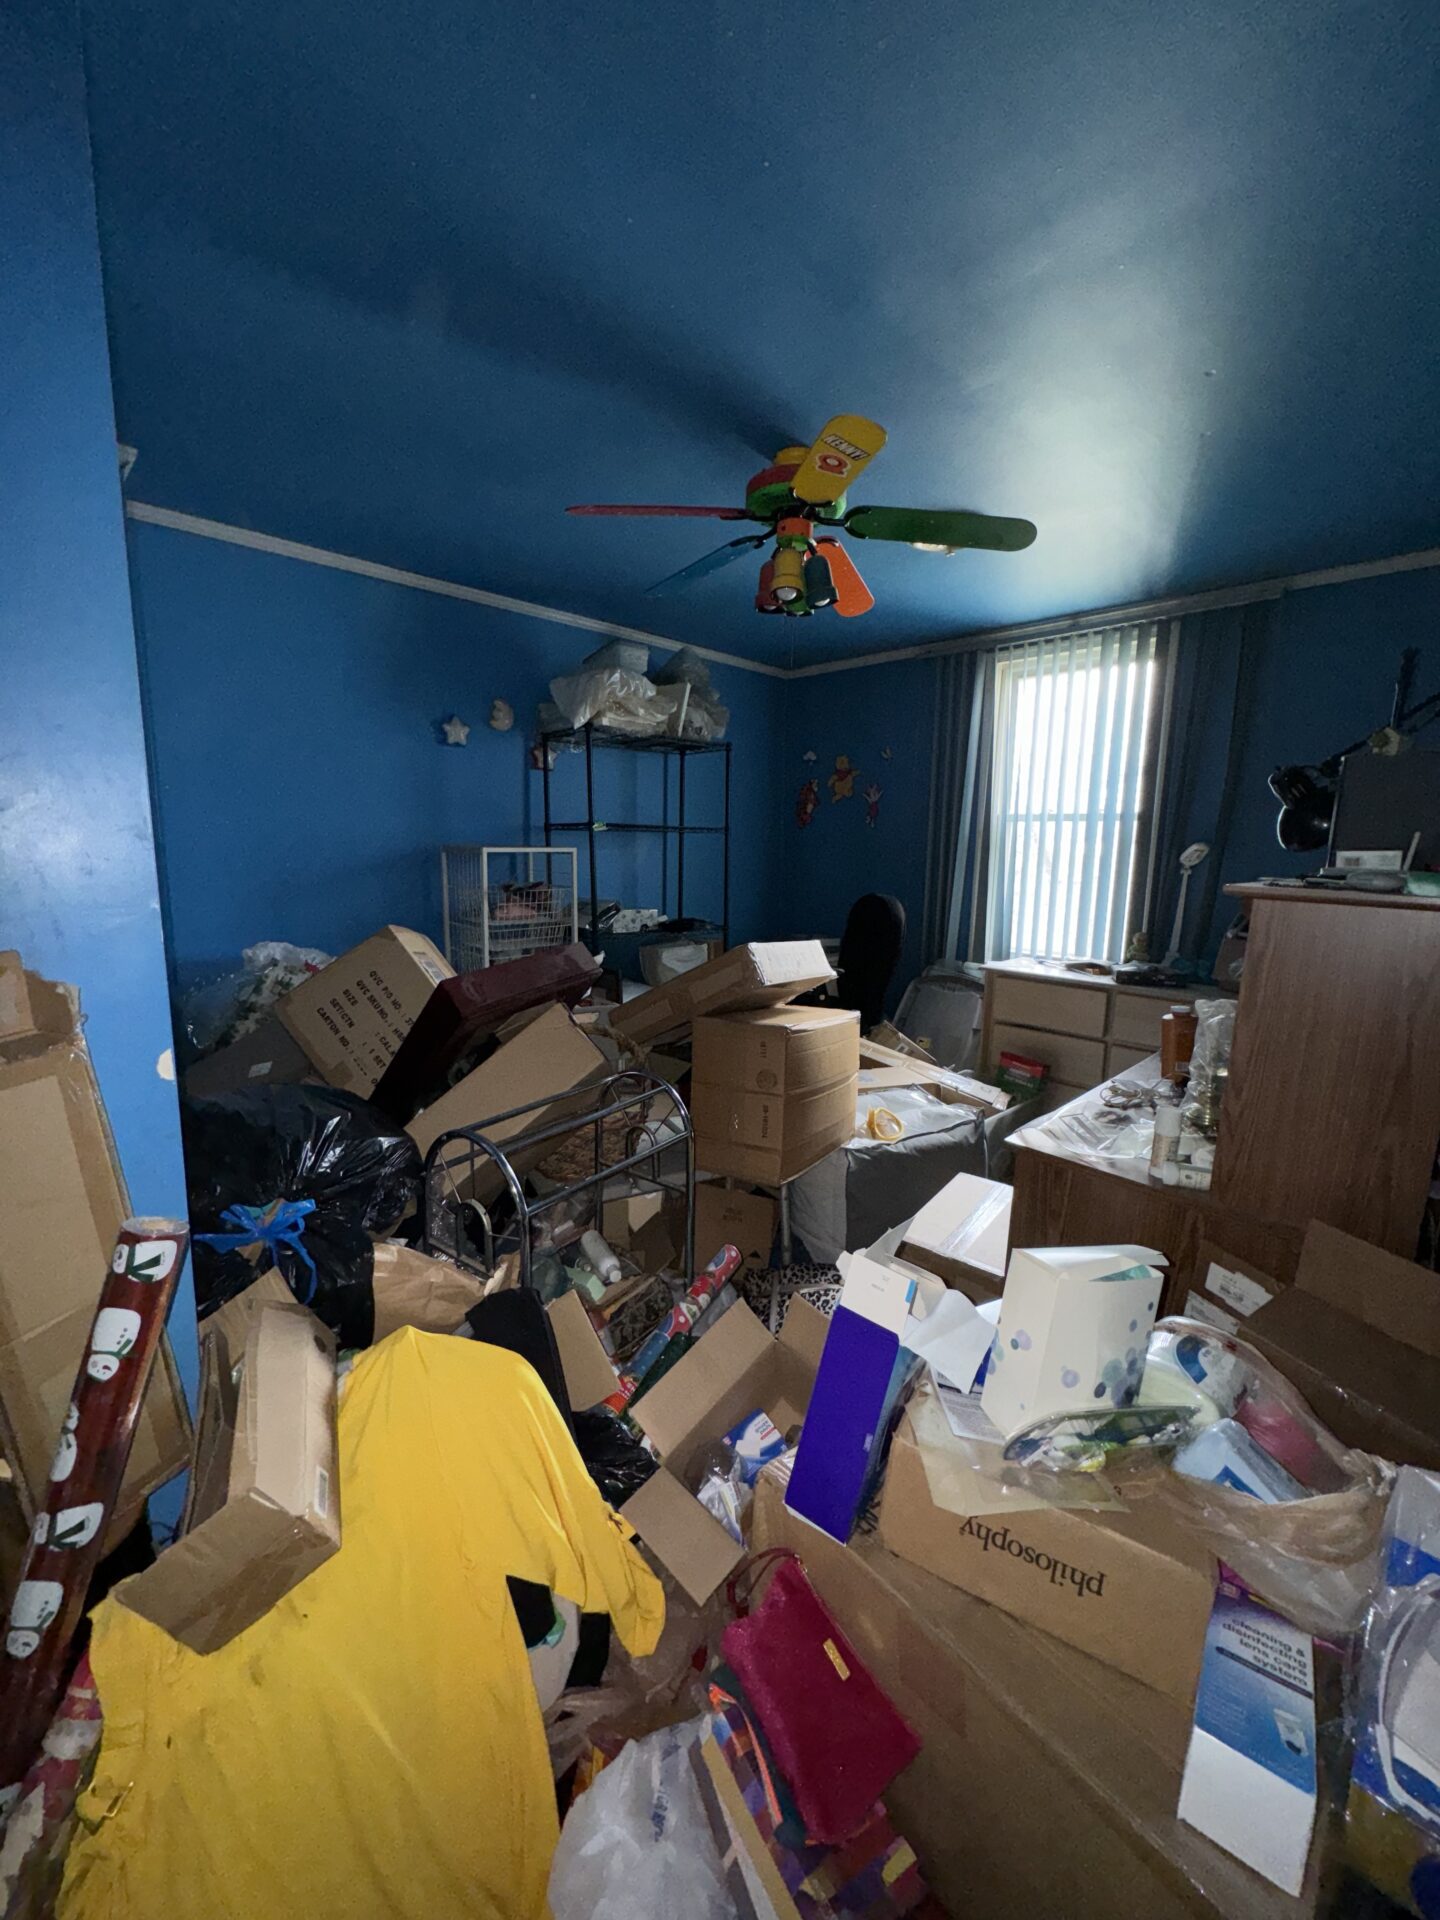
<box><xmin>567</xmin><ymin>414</ymin><xmax>1037</xmax><ymax>618</ymax></box>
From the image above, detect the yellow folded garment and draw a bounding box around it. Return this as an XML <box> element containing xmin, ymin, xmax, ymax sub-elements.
<box><xmin>61</xmin><ymin>1330</ymin><xmax>664</xmax><ymax>1920</ymax></box>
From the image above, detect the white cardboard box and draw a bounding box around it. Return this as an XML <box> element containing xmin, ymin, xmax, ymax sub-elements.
<box><xmin>980</xmin><ymin>1243</ymin><xmax>1167</xmax><ymax>1443</ymax></box>
<box><xmin>1178</xmin><ymin>1580</ymin><xmax>1317</xmax><ymax>1894</ymax></box>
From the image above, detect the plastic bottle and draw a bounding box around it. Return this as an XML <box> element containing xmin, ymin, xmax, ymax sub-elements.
<box><xmin>579</xmin><ymin>1230</ymin><xmax>622</xmax><ymax>1287</ymax></box>
<box><xmin>1149</xmin><ymin>1100</ymin><xmax>1182</xmax><ymax>1179</ymax></box>
<box><xmin>1160</xmin><ymin>1004</ymin><xmax>1198</xmax><ymax>1082</ymax></box>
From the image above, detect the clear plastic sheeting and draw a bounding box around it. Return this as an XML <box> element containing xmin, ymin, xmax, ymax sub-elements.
<box><xmin>789</xmin><ymin>1086</ymin><xmax>986</xmax><ymax>1265</ymax></box>
<box><xmin>547</xmin><ymin>1719</ymin><xmax>736</xmax><ymax>1920</ymax></box>
<box><xmin>1135</xmin><ymin>1317</ymin><xmax>1394</xmax><ymax>1637</ymax></box>
<box><xmin>892</xmin><ymin>964</ymin><xmax>984</xmax><ymax>1071</ymax></box>
<box><xmin>652</xmin><ymin>648</ymin><xmax>730</xmax><ymax>742</ymax></box>
<box><xmin>1186</xmin><ymin>998</ymin><xmax>1236</xmax><ymax>1133</ymax></box>
<box><xmin>548</xmin><ymin>668</ymin><xmax>683</xmax><ymax>736</ymax></box>
<box><xmin>1007</xmin><ymin>1058</ymin><xmax>1166</xmax><ymax>1171</ymax></box>
<box><xmin>180</xmin><ymin>941</ymin><xmax>332</xmax><ymax>1057</ymax></box>
<box><xmin>1347</xmin><ymin>1469</ymin><xmax>1440</xmax><ymax>1913</ymax></box>
<box><xmin>909</xmin><ymin>1378</ymin><xmax>1124</xmax><ymax>1519</ymax></box>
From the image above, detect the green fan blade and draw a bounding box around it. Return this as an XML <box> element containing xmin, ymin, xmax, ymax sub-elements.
<box><xmin>842</xmin><ymin>505</ymin><xmax>1037</xmax><ymax>551</ymax></box>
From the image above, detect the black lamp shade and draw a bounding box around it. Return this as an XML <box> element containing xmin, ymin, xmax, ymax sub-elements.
<box><xmin>1269</xmin><ymin>765</ymin><xmax>1335</xmax><ymax>853</ymax></box>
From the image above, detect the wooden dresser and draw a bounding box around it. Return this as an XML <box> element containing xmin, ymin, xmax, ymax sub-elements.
<box><xmin>1009</xmin><ymin>886</ymin><xmax>1440</xmax><ymax>1294</ymax></box>
<box><xmin>981</xmin><ymin>959</ymin><xmax>1216</xmax><ymax>1101</ymax></box>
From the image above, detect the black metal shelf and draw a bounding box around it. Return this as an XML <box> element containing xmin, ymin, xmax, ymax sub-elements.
<box><xmin>548</xmin><ymin>820</ymin><xmax>725</xmax><ymax>835</ymax></box>
<box><xmin>541</xmin><ymin>721</ymin><xmax>732</xmax><ymax>950</ymax></box>
<box><xmin>541</xmin><ymin>724</ymin><xmax>731</xmax><ymax>758</ymax></box>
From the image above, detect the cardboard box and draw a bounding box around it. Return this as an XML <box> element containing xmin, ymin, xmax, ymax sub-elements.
<box><xmin>1179</xmin><ymin>1581</ymin><xmax>1318</xmax><ymax>1895</ymax></box>
<box><xmin>899</xmin><ymin>1170</ymin><xmax>1012</xmax><ymax>1295</ymax></box>
<box><xmin>694</xmin><ymin>1184</ymin><xmax>778</xmax><ymax>1271</ymax></box>
<box><xmin>405</xmin><ymin>1002</ymin><xmax>608</xmax><ymax>1161</ymax></box>
<box><xmin>858</xmin><ymin>1037</ymin><xmax>1010</xmax><ymax>1115</ymax></box>
<box><xmin>0</xmin><ymin>955</ymin><xmax>192</xmax><ymax>1523</ymax></box>
<box><xmin>690</xmin><ymin>1005</ymin><xmax>858</xmax><ymax>1184</ymax></box>
<box><xmin>610</xmin><ymin>941</ymin><xmax>835</xmax><ymax>1048</ymax></box>
<box><xmin>118</xmin><ymin>1302</ymin><xmax>340</xmax><ymax>1653</ymax></box>
<box><xmin>878</xmin><ymin>1407</ymin><xmax>1215</xmax><ymax>1702</ymax></box>
<box><xmin>582</xmin><ymin>1295</ymin><xmax>827</xmax><ymax>1602</ymax></box>
<box><xmin>217</xmin><ymin>1261</ymin><xmax>618</xmax><ymax>1413</ymax></box>
<box><xmin>370</xmin><ymin>943</ymin><xmax>599</xmax><ymax>1119</ymax></box>
<box><xmin>182</xmin><ymin>1015</ymin><xmax>317</xmax><ymax>1098</ymax></box>
<box><xmin>1241</xmin><ymin>1222</ymin><xmax>1440</xmax><ymax>1470</ymax></box>
<box><xmin>980</xmin><ymin>1243</ymin><xmax>1167</xmax><ymax>1443</ymax></box>
<box><xmin>276</xmin><ymin>926</ymin><xmax>453</xmax><ymax>1098</ymax></box>
<box><xmin>545</xmin><ymin>1289</ymin><xmax>623</xmax><ymax>1411</ymax></box>
<box><xmin>601</xmin><ymin>1189</ymin><xmax>681</xmax><ymax>1275</ymax></box>
<box><xmin>1185</xmin><ymin>1240</ymin><xmax>1286</xmax><ymax>1334</ymax></box>
<box><xmin>751</xmin><ymin>1474</ymin><xmax>1320</xmax><ymax>1920</ymax></box>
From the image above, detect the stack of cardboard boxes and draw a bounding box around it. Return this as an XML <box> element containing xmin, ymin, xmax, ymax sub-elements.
<box><xmin>100</xmin><ymin>934</ymin><xmax>868</xmax><ymax>1648</ymax></box>
<box><xmin>0</xmin><ymin>953</ymin><xmax>192</xmax><ymax>1577</ymax></box>
<box><xmin>611</xmin><ymin>940</ymin><xmax>860</xmax><ymax>1189</ymax></box>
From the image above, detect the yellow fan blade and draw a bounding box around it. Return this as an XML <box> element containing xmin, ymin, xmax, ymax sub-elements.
<box><xmin>789</xmin><ymin>415</ymin><xmax>887</xmax><ymax>506</ymax></box>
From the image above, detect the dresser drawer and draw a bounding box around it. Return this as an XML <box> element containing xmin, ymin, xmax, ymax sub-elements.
<box><xmin>991</xmin><ymin>1022</ymin><xmax>1107</xmax><ymax>1090</ymax></box>
<box><xmin>1106</xmin><ymin>1042</ymin><xmax>1155</xmax><ymax>1077</ymax></box>
<box><xmin>989</xmin><ymin>974</ymin><xmax>1107</xmax><ymax>1039</ymax></box>
<box><xmin>1108</xmin><ymin>993</ymin><xmax>1170</xmax><ymax>1049</ymax></box>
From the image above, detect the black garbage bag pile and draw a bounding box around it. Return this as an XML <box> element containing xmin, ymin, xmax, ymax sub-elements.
<box><xmin>185</xmin><ymin>1084</ymin><xmax>422</xmax><ymax>1348</ymax></box>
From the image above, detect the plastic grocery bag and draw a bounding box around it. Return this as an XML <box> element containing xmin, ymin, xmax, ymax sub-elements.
<box><xmin>179</xmin><ymin>940</ymin><xmax>332</xmax><ymax>1055</ymax></box>
<box><xmin>547</xmin><ymin>1719</ymin><xmax>736</xmax><ymax>1920</ymax></box>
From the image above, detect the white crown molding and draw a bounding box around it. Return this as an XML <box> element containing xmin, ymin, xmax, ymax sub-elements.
<box><xmin>787</xmin><ymin>543</ymin><xmax>1440</xmax><ymax>677</ymax></box>
<box><xmin>123</xmin><ymin>501</ymin><xmax>786</xmax><ymax>679</ymax></box>
<box><xmin>126</xmin><ymin>500</ymin><xmax>1440</xmax><ymax>683</ymax></box>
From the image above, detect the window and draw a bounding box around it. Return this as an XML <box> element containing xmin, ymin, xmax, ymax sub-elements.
<box><xmin>982</xmin><ymin>622</ymin><xmax>1160</xmax><ymax>963</ymax></box>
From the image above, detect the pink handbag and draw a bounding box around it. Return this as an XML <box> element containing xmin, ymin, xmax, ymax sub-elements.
<box><xmin>721</xmin><ymin>1551</ymin><xmax>921</xmax><ymax>1844</ymax></box>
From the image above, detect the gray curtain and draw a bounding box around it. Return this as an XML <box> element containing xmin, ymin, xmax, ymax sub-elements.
<box><xmin>922</xmin><ymin>649</ymin><xmax>990</xmax><ymax>964</ymax></box>
<box><xmin>1141</xmin><ymin>599</ymin><xmax>1274</xmax><ymax>966</ymax></box>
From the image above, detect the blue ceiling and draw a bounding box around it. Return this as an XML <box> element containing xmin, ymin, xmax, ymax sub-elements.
<box><xmin>81</xmin><ymin>0</ymin><xmax>1440</xmax><ymax>668</ymax></box>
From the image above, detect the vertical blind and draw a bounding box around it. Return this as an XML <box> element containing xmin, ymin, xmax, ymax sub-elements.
<box><xmin>983</xmin><ymin>621</ymin><xmax>1159</xmax><ymax>964</ymax></box>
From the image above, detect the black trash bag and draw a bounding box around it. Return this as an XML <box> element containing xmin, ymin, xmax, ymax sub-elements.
<box><xmin>184</xmin><ymin>1084</ymin><xmax>422</xmax><ymax>1348</ymax></box>
<box><xmin>572</xmin><ymin>1409</ymin><xmax>659</xmax><ymax>1508</ymax></box>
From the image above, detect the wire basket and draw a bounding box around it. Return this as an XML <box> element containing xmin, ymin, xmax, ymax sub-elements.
<box><xmin>441</xmin><ymin>846</ymin><xmax>579</xmax><ymax>969</ymax></box>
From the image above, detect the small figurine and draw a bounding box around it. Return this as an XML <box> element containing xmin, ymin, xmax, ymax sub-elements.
<box><xmin>828</xmin><ymin>754</ymin><xmax>858</xmax><ymax>803</ymax></box>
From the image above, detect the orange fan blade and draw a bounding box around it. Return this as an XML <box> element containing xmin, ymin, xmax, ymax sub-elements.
<box><xmin>815</xmin><ymin>538</ymin><xmax>874</xmax><ymax>617</ymax></box>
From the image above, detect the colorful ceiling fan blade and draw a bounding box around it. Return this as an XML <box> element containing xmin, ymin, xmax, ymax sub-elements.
<box><xmin>788</xmin><ymin>415</ymin><xmax>888</xmax><ymax>506</ymax></box>
<box><xmin>567</xmin><ymin>503</ymin><xmax>750</xmax><ymax>519</ymax></box>
<box><xmin>643</xmin><ymin>534</ymin><xmax>768</xmax><ymax>597</ymax></box>
<box><xmin>842</xmin><ymin>505</ymin><xmax>1037</xmax><ymax>551</ymax></box>
<box><xmin>814</xmin><ymin>538</ymin><xmax>875</xmax><ymax>617</ymax></box>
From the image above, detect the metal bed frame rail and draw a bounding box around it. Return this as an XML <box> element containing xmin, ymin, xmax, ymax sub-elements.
<box><xmin>420</xmin><ymin>1069</ymin><xmax>696</xmax><ymax>1291</ymax></box>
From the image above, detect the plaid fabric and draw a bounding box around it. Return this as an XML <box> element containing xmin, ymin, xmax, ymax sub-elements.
<box><xmin>705</xmin><ymin>1689</ymin><xmax>932</xmax><ymax>1920</ymax></box>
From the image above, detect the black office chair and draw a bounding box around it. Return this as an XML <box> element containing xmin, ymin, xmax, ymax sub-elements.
<box><xmin>835</xmin><ymin>893</ymin><xmax>906</xmax><ymax>1034</ymax></box>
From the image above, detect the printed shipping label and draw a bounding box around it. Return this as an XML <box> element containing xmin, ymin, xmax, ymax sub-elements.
<box><xmin>1204</xmin><ymin>1262</ymin><xmax>1272</xmax><ymax>1318</ymax></box>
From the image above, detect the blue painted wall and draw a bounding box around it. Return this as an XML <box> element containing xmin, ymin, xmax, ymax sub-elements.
<box><xmin>0</xmin><ymin>2</ymin><xmax>197</xmax><ymax>1404</ymax></box>
<box><xmin>779</xmin><ymin>658</ymin><xmax>937</xmax><ymax>1001</ymax></box>
<box><xmin>127</xmin><ymin>523</ymin><xmax>788</xmax><ymax>1004</ymax></box>
<box><xmin>1202</xmin><ymin>569</ymin><xmax>1440</xmax><ymax>951</ymax></box>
